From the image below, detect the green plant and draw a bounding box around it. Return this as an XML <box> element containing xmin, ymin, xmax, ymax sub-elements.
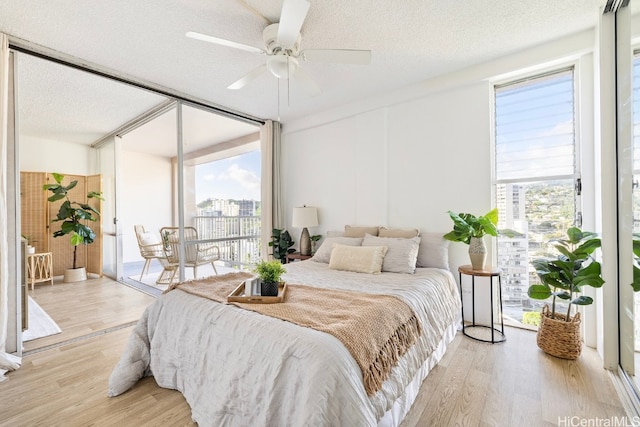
<box><xmin>310</xmin><ymin>235</ymin><xmax>322</xmax><ymax>243</ymax></box>
<box><xmin>528</xmin><ymin>227</ymin><xmax>604</xmax><ymax>321</ymax></box>
<box><xmin>269</xmin><ymin>228</ymin><xmax>295</xmax><ymax>263</ymax></box>
<box><xmin>443</xmin><ymin>208</ymin><xmax>499</xmax><ymax>244</ymax></box>
<box><xmin>253</xmin><ymin>259</ymin><xmax>286</xmax><ymax>284</ymax></box>
<box><xmin>21</xmin><ymin>234</ymin><xmax>36</xmax><ymax>246</ymax></box>
<box><xmin>43</xmin><ymin>173</ymin><xmax>104</xmax><ymax>270</ymax></box>
<box><xmin>632</xmin><ymin>234</ymin><xmax>640</xmax><ymax>292</ymax></box>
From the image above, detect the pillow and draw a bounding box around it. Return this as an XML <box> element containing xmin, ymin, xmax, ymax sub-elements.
<box><xmin>416</xmin><ymin>232</ymin><xmax>450</xmax><ymax>270</ymax></box>
<box><xmin>362</xmin><ymin>234</ymin><xmax>420</xmax><ymax>274</ymax></box>
<box><xmin>139</xmin><ymin>232</ymin><xmax>160</xmax><ymax>246</ymax></box>
<box><xmin>378</xmin><ymin>227</ymin><xmax>421</xmax><ymax>238</ymax></box>
<box><xmin>344</xmin><ymin>225</ymin><xmax>379</xmax><ymax>237</ymax></box>
<box><xmin>328</xmin><ymin>244</ymin><xmax>388</xmax><ymax>274</ymax></box>
<box><xmin>311</xmin><ymin>237</ymin><xmax>363</xmax><ymax>263</ymax></box>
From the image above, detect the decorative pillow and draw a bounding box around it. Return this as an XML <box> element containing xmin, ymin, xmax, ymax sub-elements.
<box><xmin>362</xmin><ymin>234</ymin><xmax>420</xmax><ymax>274</ymax></box>
<box><xmin>311</xmin><ymin>237</ymin><xmax>363</xmax><ymax>263</ymax></box>
<box><xmin>378</xmin><ymin>227</ymin><xmax>421</xmax><ymax>238</ymax></box>
<box><xmin>416</xmin><ymin>232</ymin><xmax>450</xmax><ymax>270</ymax></box>
<box><xmin>328</xmin><ymin>244</ymin><xmax>388</xmax><ymax>274</ymax></box>
<box><xmin>140</xmin><ymin>232</ymin><xmax>160</xmax><ymax>246</ymax></box>
<box><xmin>344</xmin><ymin>225</ymin><xmax>380</xmax><ymax>237</ymax></box>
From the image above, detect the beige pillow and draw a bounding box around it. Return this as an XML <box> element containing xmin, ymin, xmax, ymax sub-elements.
<box><xmin>344</xmin><ymin>225</ymin><xmax>380</xmax><ymax>237</ymax></box>
<box><xmin>328</xmin><ymin>244</ymin><xmax>388</xmax><ymax>274</ymax></box>
<box><xmin>311</xmin><ymin>237</ymin><xmax>363</xmax><ymax>263</ymax></box>
<box><xmin>378</xmin><ymin>227</ymin><xmax>420</xmax><ymax>238</ymax></box>
<box><xmin>362</xmin><ymin>234</ymin><xmax>420</xmax><ymax>274</ymax></box>
<box><xmin>416</xmin><ymin>232</ymin><xmax>450</xmax><ymax>270</ymax></box>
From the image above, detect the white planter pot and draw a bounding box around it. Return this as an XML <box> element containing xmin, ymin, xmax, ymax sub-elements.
<box><xmin>27</xmin><ymin>245</ymin><xmax>35</xmax><ymax>254</ymax></box>
<box><xmin>468</xmin><ymin>237</ymin><xmax>487</xmax><ymax>270</ymax></box>
<box><xmin>63</xmin><ymin>267</ymin><xmax>87</xmax><ymax>283</ymax></box>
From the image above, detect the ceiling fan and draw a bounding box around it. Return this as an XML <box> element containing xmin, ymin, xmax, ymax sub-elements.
<box><xmin>186</xmin><ymin>0</ymin><xmax>371</xmax><ymax>96</ymax></box>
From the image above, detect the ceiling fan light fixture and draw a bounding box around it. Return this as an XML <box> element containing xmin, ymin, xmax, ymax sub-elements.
<box><xmin>267</xmin><ymin>55</ymin><xmax>298</xmax><ymax>79</ymax></box>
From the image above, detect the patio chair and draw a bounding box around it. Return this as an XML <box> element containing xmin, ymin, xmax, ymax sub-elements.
<box><xmin>159</xmin><ymin>226</ymin><xmax>220</xmax><ymax>282</ymax></box>
<box><xmin>134</xmin><ymin>225</ymin><xmax>165</xmax><ymax>280</ymax></box>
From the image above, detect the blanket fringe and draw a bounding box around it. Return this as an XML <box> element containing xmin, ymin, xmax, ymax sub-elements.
<box><xmin>363</xmin><ymin>314</ymin><xmax>421</xmax><ymax>395</ymax></box>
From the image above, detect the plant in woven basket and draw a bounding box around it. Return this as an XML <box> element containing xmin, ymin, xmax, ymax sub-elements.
<box><xmin>528</xmin><ymin>227</ymin><xmax>604</xmax><ymax>321</ymax></box>
<box><xmin>527</xmin><ymin>227</ymin><xmax>603</xmax><ymax>359</ymax></box>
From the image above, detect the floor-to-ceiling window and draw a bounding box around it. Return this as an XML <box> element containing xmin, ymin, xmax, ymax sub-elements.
<box><xmin>494</xmin><ymin>68</ymin><xmax>580</xmax><ymax>328</ymax></box>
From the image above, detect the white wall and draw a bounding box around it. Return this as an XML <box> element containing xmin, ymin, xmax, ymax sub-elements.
<box><xmin>20</xmin><ymin>136</ymin><xmax>94</xmax><ymax>175</ymax></box>
<box><xmin>282</xmin><ymin>29</ymin><xmax>596</xmax><ymax>278</ymax></box>
<box><xmin>120</xmin><ymin>150</ymin><xmax>173</xmax><ymax>263</ymax></box>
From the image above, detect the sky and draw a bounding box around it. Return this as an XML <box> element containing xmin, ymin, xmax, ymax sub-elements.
<box><xmin>195</xmin><ymin>150</ymin><xmax>261</xmax><ymax>202</ymax></box>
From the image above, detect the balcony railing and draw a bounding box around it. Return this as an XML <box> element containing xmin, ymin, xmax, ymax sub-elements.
<box><xmin>194</xmin><ymin>215</ymin><xmax>261</xmax><ymax>268</ymax></box>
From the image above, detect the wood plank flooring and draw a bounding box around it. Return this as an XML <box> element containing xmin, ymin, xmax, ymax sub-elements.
<box><xmin>0</xmin><ymin>278</ymin><xmax>628</xmax><ymax>426</ymax></box>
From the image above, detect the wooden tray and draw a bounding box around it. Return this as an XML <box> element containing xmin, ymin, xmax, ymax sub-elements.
<box><xmin>227</xmin><ymin>281</ymin><xmax>287</xmax><ymax>304</ymax></box>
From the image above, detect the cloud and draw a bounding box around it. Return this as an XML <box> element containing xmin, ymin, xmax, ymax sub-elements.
<box><xmin>202</xmin><ymin>173</ymin><xmax>215</xmax><ymax>181</ymax></box>
<box><xmin>220</xmin><ymin>164</ymin><xmax>259</xmax><ymax>190</ymax></box>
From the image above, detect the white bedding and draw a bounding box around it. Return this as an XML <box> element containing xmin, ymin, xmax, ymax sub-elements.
<box><xmin>108</xmin><ymin>261</ymin><xmax>461</xmax><ymax>426</ymax></box>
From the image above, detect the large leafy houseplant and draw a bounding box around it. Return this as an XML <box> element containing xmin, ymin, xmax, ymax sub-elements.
<box><xmin>528</xmin><ymin>227</ymin><xmax>604</xmax><ymax>321</ymax></box>
<box><xmin>269</xmin><ymin>228</ymin><xmax>295</xmax><ymax>263</ymax></box>
<box><xmin>443</xmin><ymin>208</ymin><xmax>499</xmax><ymax>244</ymax></box>
<box><xmin>43</xmin><ymin>173</ymin><xmax>104</xmax><ymax>270</ymax></box>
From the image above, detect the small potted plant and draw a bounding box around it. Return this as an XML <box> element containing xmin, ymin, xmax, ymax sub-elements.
<box><xmin>43</xmin><ymin>173</ymin><xmax>104</xmax><ymax>282</ymax></box>
<box><xmin>254</xmin><ymin>259</ymin><xmax>286</xmax><ymax>296</ymax></box>
<box><xmin>21</xmin><ymin>234</ymin><xmax>36</xmax><ymax>254</ymax></box>
<box><xmin>527</xmin><ymin>227</ymin><xmax>604</xmax><ymax>359</ymax></box>
<box><xmin>443</xmin><ymin>208</ymin><xmax>499</xmax><ymax>270</ymax></box>
<box><xmin>310</xmin><ymin>235</ymin><xmax>322</xmax><ymax>255</ymax></box>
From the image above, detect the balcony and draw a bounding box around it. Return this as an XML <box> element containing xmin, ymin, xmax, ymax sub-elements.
<box><xmin>194</xmin><ymin>215</ymin><xmax>262</xmax><ymax>269</ymax></box>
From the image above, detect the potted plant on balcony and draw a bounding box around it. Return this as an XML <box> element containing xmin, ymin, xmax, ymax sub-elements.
<box><xmin>527</xmin><ymin>227</ymin><xmax>604</xmax><ymax>359</ymax></box>
<box><xmin>254</xmin><ymin>259</ymin><xmax>286</xmax><ymax>296</ymax></box>
<box><xmin>43</xmin><ymin>173</ymin><xmax>104</xmax><ymax>282</ymax></box>
<box><xmin>443</xmin><ymin>208</ymin><xmax>499</xmax><ymax>270</ymax></box>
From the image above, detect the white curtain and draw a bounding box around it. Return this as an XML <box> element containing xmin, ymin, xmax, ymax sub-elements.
<box><xmin>0</xmin><ymin>33</ymin><xmax>20</xmax><ymax>380</ymax></box>
<box><xmin>260</xmin><ymin>120</ymin><xmax>283</xmax><ymax>260</ymax></box>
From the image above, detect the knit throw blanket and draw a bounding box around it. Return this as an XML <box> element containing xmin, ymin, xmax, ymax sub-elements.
<box><xmin>165</xmin><ymin>271</ymin><xmax>422</xmax><ymax>395</ymax></box>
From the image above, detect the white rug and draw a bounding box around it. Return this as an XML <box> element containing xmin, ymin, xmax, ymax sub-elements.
<box><xmin>22</xmin><ymin>297</ymin><xmax>62</xmax><ymax>342</ymax></box>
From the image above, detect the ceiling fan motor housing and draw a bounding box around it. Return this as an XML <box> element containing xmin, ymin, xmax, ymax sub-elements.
<box><xmin>263</xmin><ymin>23</ymin><xmax>301</xmax><ymax>55</ymax></box>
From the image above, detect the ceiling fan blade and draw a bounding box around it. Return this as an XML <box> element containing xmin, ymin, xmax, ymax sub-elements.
<box><xmin>186</xmin><ymin>31</ymin><xmax>264</xmax><ymax>54</ymax></box>
<box><xmin>227</xmin><ymin>64</ymin><xmax>267</xmax><ymax>90</ymax></box>
<box><xmin>293</xmin><ymin>67</ymin><xmax>322</xmax><ymax>97</ymax></box>
<box><xmin>301</xmin><ymin>49</ymin><xmax>372</xmax><ymax>65</ymax></box>
<box><xmin>277</xmin><ymin>0</ymin><xmax>310</xmax><ymax>48</ymax></box>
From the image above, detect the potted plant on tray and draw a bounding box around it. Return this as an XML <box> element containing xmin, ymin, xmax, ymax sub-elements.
<box><xmin>254</xmin><ymin>259</ymin><xmax>286</xmax><ymax>296</ymax></box>
<box><xmin>527</xmin><ymin>227</ymin><xmax>604</xmax><ymax>359</ymax></box>
<box><xmin>43</xmin><ymin>173</ymin><xmax>104</xmax><ymax>283</ymax></box>
<box><xmin>443</xmin><ymin>208</ymin><xmax>499</xmax><ymax>270</ymax></box>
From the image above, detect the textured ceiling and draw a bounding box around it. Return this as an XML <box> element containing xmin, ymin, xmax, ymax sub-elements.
<box><xmin>0</xmin><ymin>0</ymin><xmax>603</xmax><ymax>148</ymax></box>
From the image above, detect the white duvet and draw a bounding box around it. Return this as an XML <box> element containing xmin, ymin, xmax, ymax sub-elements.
<box><xmin>108</xmin><ymin>261</ymin><xmax>461</xmax><ymax>427</ymax></box>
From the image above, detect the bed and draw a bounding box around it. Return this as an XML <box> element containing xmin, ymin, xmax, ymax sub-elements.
<box><xmin>108</xmin><ymin>231</ymin><xmax>461</xmax><ymax>426</ymax></box>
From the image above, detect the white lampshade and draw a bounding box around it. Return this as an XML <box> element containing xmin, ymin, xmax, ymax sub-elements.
<box><xmin>292</xmin><ymin>206</ymin><xmax>318</xmax><ymax>228</ymax></box>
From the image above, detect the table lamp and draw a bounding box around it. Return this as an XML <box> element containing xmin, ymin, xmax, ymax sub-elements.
<box><xmin>292</xmin><ymin>206</ymin><xmax>318</xmax><ymax>256</ymax></box>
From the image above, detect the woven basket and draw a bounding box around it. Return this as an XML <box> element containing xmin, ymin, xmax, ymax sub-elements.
<box><xmin>536</xmin><ymin>304</ymin><xmax>582</xmax><ymax>360</ymax></box>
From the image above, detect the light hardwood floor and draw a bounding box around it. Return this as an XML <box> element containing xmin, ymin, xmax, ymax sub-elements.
<box><xmin>0</xmin><ymin>278</ymin><xmax>628</xmax><ymax>426</ymax></box>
